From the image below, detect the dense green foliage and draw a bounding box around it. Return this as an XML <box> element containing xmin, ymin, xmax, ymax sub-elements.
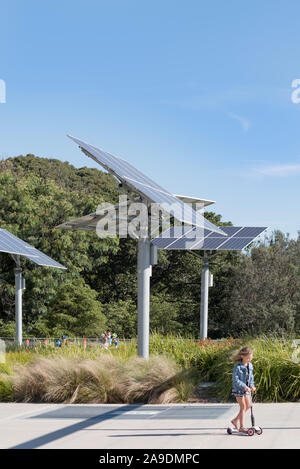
<box><xmin>0</xmin><ymin>155</ymin><xmax>120</xmax><ymax>337</ymax></box>
<box><xmin>0</xmin><ymin>154</ymin><xmax>300</xmax><ymax>338</ymax></box>
<box><xmin>0</xmin><ymin>334</ymin><xmax>299</xmax><ymax>403</ymax></box>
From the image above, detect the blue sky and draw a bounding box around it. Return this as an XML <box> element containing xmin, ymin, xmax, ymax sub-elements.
<box><xmin>1</xmin><ymin>1</ymin><xmax>300</xmax><ymax>238</ymax></box>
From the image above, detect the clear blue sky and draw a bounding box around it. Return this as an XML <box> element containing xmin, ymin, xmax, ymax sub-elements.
<box><xmin>1</xmin><ymin>1</ymin><xmax>300</xmax><ymax>238</ymax></box>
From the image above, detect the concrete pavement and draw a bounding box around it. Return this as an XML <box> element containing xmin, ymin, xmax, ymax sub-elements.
<box><xmin>0</xmin><ymin>402</ymin><xmax>299</xmax><ymax>449</ymax></box>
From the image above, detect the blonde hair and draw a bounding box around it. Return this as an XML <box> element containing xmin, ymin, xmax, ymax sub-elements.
<box><xmin>231</xmin><ymin>346</ymin><xmax>253</xmax><ymax>362</ymax></box>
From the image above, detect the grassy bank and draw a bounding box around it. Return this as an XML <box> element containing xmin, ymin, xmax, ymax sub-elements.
<box><xmin>0</xmin><ymin>334</ymin><xmax>299</xmax><ymax>403</ymax></box>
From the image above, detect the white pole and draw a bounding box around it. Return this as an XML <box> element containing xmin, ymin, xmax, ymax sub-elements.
<box><xmin>137</xmin><ymin>236</ymin><xmax>151</xmax><ymax>359</ymax></box>
<box><xmin>14</xmin><ymin>257</ymin><xmax>23</xmax><ymax>346</ymax></box>
<box><xmin>200</xmin><ymin>251</ymin><xmax>209</xmax><ymax>340</ymax></box>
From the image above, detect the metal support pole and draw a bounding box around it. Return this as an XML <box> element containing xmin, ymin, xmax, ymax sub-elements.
<box><xmin>14</xmin><ymin>257</ymin><xmax>23</xmax><ymax>346</ymax></box>
<box><xmin>200</xmin><ymin>251</ymin><xmax>209</xmax><ymax>340</ymax></box>
<box><xmin>137</xmin><ymin>236</ymin><xmax>151</xmax><ymax>359</ymax></box>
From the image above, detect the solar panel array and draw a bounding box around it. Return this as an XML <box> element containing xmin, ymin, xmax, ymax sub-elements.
<box><xmin>151</xmin><ymin>226</ymin><xmax>267</xmax><ymax>251</ymax></box>
<box><xmin>0</xmin><ymin>229</ymin><xmax>66</xmax><ymax>269</ymax></box>
<box><xmin>67</xmin><ymin>135</ymin><xmax>226</xmax><ymax>236</ymax></box>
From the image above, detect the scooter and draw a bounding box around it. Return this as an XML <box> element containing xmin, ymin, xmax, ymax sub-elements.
<box><xmin>227</xmin><ymin>392</ymin><xmax>263</xmax><ymax>436</ymax></box>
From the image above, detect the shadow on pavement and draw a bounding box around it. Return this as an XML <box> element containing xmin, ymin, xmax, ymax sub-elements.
<box><xmin>10</xmin><ymin>404</ymin><xmax>144</xmax><ymax>449</ymax></box>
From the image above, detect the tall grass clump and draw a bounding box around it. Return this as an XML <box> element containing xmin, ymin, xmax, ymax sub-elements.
<box><xmin>13</xmin><ymin>355</ymin><xmax>123</xmax><ymax>403</ymax></box>
<box><xmin>11</xmin><ymin>352</ymin><xmax>195</xmax><ymax>404</ymax></box>
<box><xmin>117</xmin><ymin>354</ymin><xmax>196</xmax><ymax>403</ymax></box>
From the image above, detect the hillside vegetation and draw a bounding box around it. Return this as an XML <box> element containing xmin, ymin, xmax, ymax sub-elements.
<box><xmin>0</xmin><ymin>154</ymin><xmax>300</xmax><ymax>338</ymax></box>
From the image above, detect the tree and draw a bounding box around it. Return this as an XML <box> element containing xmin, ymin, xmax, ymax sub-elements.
<box><xmin>0</xmin><ymin>157</ymin><xmax>119</xmax><ymax>332</ymax></box>
<box><xmin>150</xmin><ymin>294</ymin><xmax>185</xmax><ymax>335</ymax></box>
<box><xmin>46</xmin><ymin>278</ymin><xmax>106</xmax><ymax>337</ymax></box>
<box><xmin>213</xmin><ymin>232</ymin><xmax>300</xmax><ymax>336</ymax></box>
<box><xmin>102</xmin><ymin>299</ymin><xmax>137</xmax><ymax>338</ymax></box>
<box><xmin>2</xmin><ymin>154</ymin><xmax>299</xmax><ymax>339</ymax></box>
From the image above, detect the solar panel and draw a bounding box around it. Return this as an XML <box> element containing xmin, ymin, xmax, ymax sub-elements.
<box><xmin>151</xmin><ymin>226</ymin><xmax>267</xmax><ymax>251</ymax></box>
<box><xmin>200</xmin><ymin>226</ymin><xmax>242</xmax><ymax>238</ymax></box>
<box><xmin>150</xmin><ymin>237</ymin><xmax>178</xmax><ymax>249</ymax></box>
<box><xmin>231</xmin><ymin>227</ymin><xmax>266</xmax><ymax>237</ymax></box>
<box><xmin>0</xmin><ymin>229</ymin><xmax>66</xmax><ymax>269</ymax></box>
<box><xmin>164</xmin><ymin>237</ymin><xmax>205</xmax><ymax>250</ymax></box>
<box><xmin>0</xmin><ymin>229</ymin><xmax>38</xmax><ymax>256</ymax></box>
<box><xmin>67</xmin><ymin>135</ymin><xmax>226</xmax><ymax>236</ymax></box>
<box><xmin>215</xmin><ymin>237</ymin><xmax>255</xmax><ymax>250</ymax></box>
<box><xmin>154</xmin><ymin>225</ymin><xmax>195</xmax><ymax>238</ymax></box>
<box><xmin>24</xmin><ymin>252</ymin><xmax>67</xmax><ymax>269</ymax></box>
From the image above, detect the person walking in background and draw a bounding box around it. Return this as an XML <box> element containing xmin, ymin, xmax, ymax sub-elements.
<box><xmin>99</xmin><ymin>330</ymin><xmax>117</xmax><ymax>348</ymax></box>
<box><xmin>230</xmin><ymin>346</ymin><xmax>256</xmax><ymax>433</ymax></box>
<box><xmin>112</xmin><ymin>333</ymin><xmax>119</xmax><ymax>348</ymax></box>
<box><xmin>100</xmin><ymin>333</ymin><xmax>108</xmax><ymax>349</ymax></box>
<box><xmin>55</xmin><ymin>338</ymin><xmax>62</xmax><ymax>348</ymax></box>
<box><xmin>106</xmin><ymin>330</ymin><xmax>112</xmax><ymax>346</ymax></box>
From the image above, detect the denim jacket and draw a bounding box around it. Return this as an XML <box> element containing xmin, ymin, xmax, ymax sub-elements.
<box><xmin>232</xmin><ymin>361</ymin><xmax>254</xmax><ymax>393</ymax></box>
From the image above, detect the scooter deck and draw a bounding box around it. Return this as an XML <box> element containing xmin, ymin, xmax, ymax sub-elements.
<box><xmin>227</xmin><ymin>426</ymin><xmax>262</xmax><ymax>436</ymax></box>
<box><xmin>227</xmin><ymin>427</ymin><xmax>250</xmax><ymax>435</ymax></box>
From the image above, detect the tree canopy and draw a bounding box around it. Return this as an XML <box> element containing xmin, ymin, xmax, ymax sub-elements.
<box><xmin>0</xmin><ymin>154</ymin><xmax>299</xmax><ymax>338</ymax></box>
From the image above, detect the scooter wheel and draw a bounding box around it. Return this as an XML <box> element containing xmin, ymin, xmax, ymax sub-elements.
<box><xmin>256</xmin><ymin>427</ymin><xmax>263</xmax><ymax>435</ymax></box>
<box><xmin>227</xmin><ymin>427</ymin><xmax>233</xmax><ymax>435</ymax></box>
<box><xmin>247</xmin><ymin>428</ymin><xmax>255</xmax><ymax>436</ymax></box>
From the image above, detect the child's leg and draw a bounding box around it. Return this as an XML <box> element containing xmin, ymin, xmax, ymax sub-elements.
<box><xmin>231</xmin><ymin>396</ymin><xmax>242</xmax><ymax>429</ymax></box>
<box><xmin>235</xmin><ymin>396</ymin><xmax>247</xmax><ymax>430</ymax></box>
<box><xmin>231</xmin><ymin>416</ymin><xmax>239</xmax><ymax>430</ymax></box>
<box><xmin>231</xmin><ymin>409</ymin><xmax>239</xmax><ymax>430</ymax></box>
<box><xmin>244</xmin><ymin>395</ymin><xmax>251</xmax><ymax>418</ymax></box>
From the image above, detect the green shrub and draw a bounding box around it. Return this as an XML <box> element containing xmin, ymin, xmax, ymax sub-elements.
<box><xmin>11</xmin><ymin>353</ymin><xmax>192</xmax><ymax>404</ymax></box>
<box><xmin>1</xmin><ymin>334</ymin><xmax>300</xmax><ymax>403</ymax></box>
<box><xmin>0</xmin><ymin>374</ymin><xmax>13</xmax><ymax>401</ymax></box>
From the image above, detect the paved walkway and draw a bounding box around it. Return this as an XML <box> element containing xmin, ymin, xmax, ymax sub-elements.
<box><xmin>0</xmin><ymin>402</ymin><xmax>299</xmax><ymax>449</ymax></box>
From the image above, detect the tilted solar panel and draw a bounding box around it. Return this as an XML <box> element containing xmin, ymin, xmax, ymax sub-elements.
<box><xmin>151</xmin><ymin>226</ymin><xmax>267</xmax><ymax>251</ymax></box>
<box><xmin>0</xmin><ymin>230</ymin><xmax>38</xmax><ymax>256</ymax></box>
<box><xmin>24</xmin><ymin>252</ymin><xmax>66</xmax><ymax>269</ymax></box>
<box><xmin>0</xmin><ymin>229</ymin><xmax>66</xmax><ymax>269</ymax></box>
<box><xmin>67</xmin><ymin>135</ymin><xmax>226</xmax><ymax>236</ymax></box>
<box><xmin>201</xmin><ymin>226</ymin><xmax>242</xmax><ymax>238</ymax></box>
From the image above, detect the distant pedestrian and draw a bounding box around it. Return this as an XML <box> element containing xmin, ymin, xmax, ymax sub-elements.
<box><xmin>55</xmin><ymin>338</ymin><xmax>62</xmax><ymax>348</ymax></box>
<box><xmin>106</xmin><ymin>330</ymin><xmax>112</xmax><ymax>346</ymax></box>
<box><xmin>112</xmin><ymin>333</ymin><xmax>119</xmax><ymax>348</ymax></box>
<box><xmin>100</xmin><ymin>333</ymin><xmax>108</xmax><ymax>349</ymax></box>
